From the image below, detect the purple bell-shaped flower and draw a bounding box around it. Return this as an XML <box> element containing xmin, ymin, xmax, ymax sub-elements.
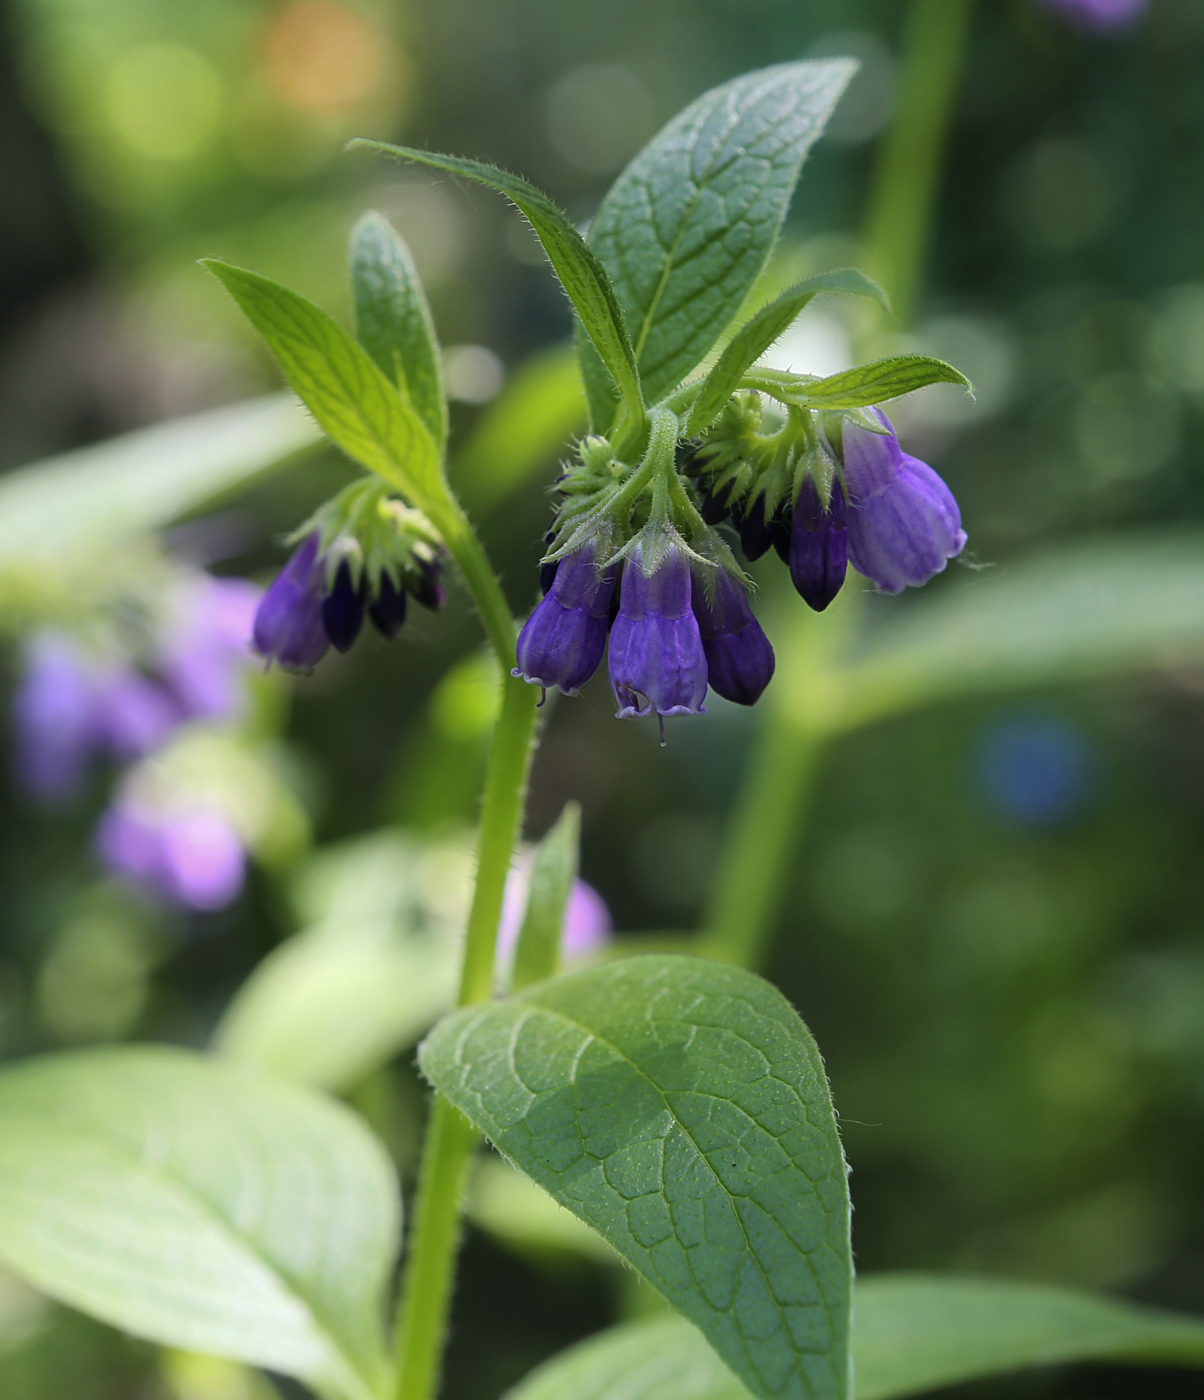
<box><xmin>608</xmin><ymin>536</ymin><xmax>708</xmax><ymax>720</ymax></box>
<box><xmin>789</xmin><ymin>475</ymin><xmax>848</xmax><ymax>612</ymax></box>
<box><xmin>514</xmin><ymin>542</ymin><xmax>616</xmax><ymax>696</ymax></box>
<box><xmin>252</xmin><ymin>533</ymin><xmax>330</xmax><ymax>672</ymax></box>
<box><xmin>842</xmin><ymin>411</ymin><xmax>966</xmax><ymax>594</ymax></box>
<box><xmin>691</xmin><ymin>568</ymin><xmax>775</xmax><ymax>707</ymax></box>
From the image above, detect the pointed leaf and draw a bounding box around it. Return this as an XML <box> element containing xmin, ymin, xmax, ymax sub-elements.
<box><xmin>511</xmin><ymin>802</ymin><xmax>581</xmax><ymax>992</ymax></box>
<box><xmin>580</xmin><ymin>60</ymin><xmax>857</xmax><ymax>426</ymax></box>
<box><xmin>0</xmin><ymin>1047</ymin><xmax>399</xmax><ymax>1400</ymax></box>
<box><xmin>351</xmin><ymin>210</ymin><xmax>447</xmax><ymax>447</ymax></box>
<box><xmin>349</xmin><ymin>142</ymin><xmax>643</xmax><ymax>426</ymax></box>
<box><xmin>744</xmin><ymin>355</ymin><xmax>969</xmax><ymax>412</ymax></box>
<box><xmin>420</xmin><ymin>954</ymin><xmax>852</xmax><ymax>1400</ymax></box>
<box><xmin>504</xmin><ymin>1274</ymin><xmax>1204</xmax><ymax>1400</ymax></box>
<box><xmin>203</xmin><ymin>259</ymin><xmax>442</xmax><ymax>508</ymax></box>
<box><xmin>685</xmin><ymin>271</ymin><xmax>887</xmax><ymax>434</ymax></box>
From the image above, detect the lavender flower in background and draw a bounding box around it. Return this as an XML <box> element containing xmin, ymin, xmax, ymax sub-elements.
<box><xmin>97</xmin><ymin>797</ymin><xmax>245</xmax><ymax>910</ymax></box>
<box><xmin>497</xmin><ymin>855</ymin><xmax>613</xmax><ymax>963</ymax></box>
<box><xmin>161</xmin><ymin>575</ymin><xmax>261</xmax><ymax>721</ymax></box>
<box><xmin>843</xmin><ymin>411</ymin><xmax>967</xmax><ymax>595</ymax></box>
<box><xmin>609</xmin><ymin>536</ymin><xmax>708</xmax><ymax>725</ymax></box>
<box><xmin>514</xmin><ymin>542</ymin><xmax>616</xmax><ymax>696</ymax></box>
<box><xmin>1036</xmin><ymin>0</ymin><xmax>1148</xmax><ymax>31</ymax></box>
<box><xmin>690</xmin><ymin>568</ymin><xmax>775</xmax><ymax>707</ymax></box>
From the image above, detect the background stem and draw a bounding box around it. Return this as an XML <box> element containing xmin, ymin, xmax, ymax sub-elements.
<box><xmin>703</xmin><ymin>0</ymin><xmax>975</xmax><ymax>970</ymax></box>
<box><xmin>392</xmin><ymin>494</ymin><xmax>539</xmax><ymax>1400</ymax></box>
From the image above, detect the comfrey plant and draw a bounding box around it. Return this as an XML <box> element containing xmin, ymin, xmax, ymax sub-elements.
<box><xmin>2</xmin><ymin>57</ymin><xmax>1204</xmax><ymax>1400</ymax></box>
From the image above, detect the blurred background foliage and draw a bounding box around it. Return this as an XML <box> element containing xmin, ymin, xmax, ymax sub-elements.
<box><xmin>1</xmin><ymin>0</ymin><xmax>1204</xmax><ymax>1397</ymax></box>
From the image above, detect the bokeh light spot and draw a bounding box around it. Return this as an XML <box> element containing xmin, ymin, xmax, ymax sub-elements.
<box><xmin>261</xmin><ymin>1</ymin><xmax>389</xmax><ymax>117</ymax></box>
<box><xmin>106</xmin><ymin>43</ymin><xmax>223</xmax><ymax>161</ymax></box>
<box><xmin>545</xmin><ymin>64</ymin><xmax>656</xmax><ymax>174</ymax></box>
<box><xmin>975</xmin><ymin>714</ymin><xmax>1097</xmax><ymax>827</ymax></box>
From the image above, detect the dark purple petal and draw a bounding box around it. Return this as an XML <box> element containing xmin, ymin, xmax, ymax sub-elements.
<box><xmin>789</xmin><ymin>477</ymin><xmax>848</xmax><ymax>612</ymax></box>
<box><xmin>514</xmin><ymin>544</ymin><xmax>616</xmax><ymax>695</ymax></box>
<box><xmin>608</xmin><ymin>541</ymin><xmax>707</xmax><ymax>718</ymax></box>
<box><xmin>738</xmin><ymin>495</ymin><xmax>790</xmax><ymax>562</ymax></box>
<box><xmin>410</xmin><ymin>555</ymin><xmax>446</xmax><ymax>611</ymax></box>
<box><xmin>697</xmin><ymin>478</ymin><xmax>735</xmax><ymax>526</ymax></box>
<box><xmin>369</xmin><ymin>571</ymin><xmax>408</xmax><ymax>639</ymax></box>
<box><xmin>539</xmin><ymin>528</ymin><xmax>559</xmax><ymax>596</ymax></box>
<box><xmin>847</xmin><ymin>453</ymin><xmax>967</xmax><ymax>593</ymax></box>
<box><xmin>691</xmin><ymin>569</ymin><xmax>775</xmax><ymax>707</ymax></box>
<box><xmin>322</xmin><ymin>561</ymin><xmax>366</xmax><ymax>653</ymax></box>
<box><xmin>252</xmin><ymin>534</ymin><xmax>329</xmax><ymax>672</ymax></box>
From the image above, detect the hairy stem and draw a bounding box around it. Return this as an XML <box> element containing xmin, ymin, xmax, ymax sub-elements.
<box><xmin>392</xmin><ymin>493</ymin><xmax>539</xmax><ymax>1400</ymax></box>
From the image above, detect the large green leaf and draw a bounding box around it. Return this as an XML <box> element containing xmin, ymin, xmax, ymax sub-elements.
<box><xmin>215</xmin><ymin>830</ymin><xmax>466</xmax><ymax>1092</ymax></box>
<box><xmin>350</xmin><ymin>210</ymin><xmax>447</xmax><ymax>448</ymax></box>
<box><xmin>835</xmin><ymin>532</ymin><xmax>1204</xmax><ymax>731</ymax></box>
<box><xmin>0</xmin><ymin>1048</ymin><xmax>399</xmax><ymax>1400</ymax></box>
<box><xmin>504</xmin><ymin>1274</ymin><xmax>1204</xmax><ymax>1400</ymax></box>
<box><xmin>581</xmin><ymin>60</ymin><xmax>856</xmax><ymax>426</ymax></box>
<box><xmin>204</xmin><ymin>260</ymin><xmax>442</xmax><ymax>508</ymax></box>
<box><xmin>420</xmin><ymin>954</ymin><xmax>852</xmax><ymax>1400</ymax></box>
<box><xmin>685</xmin><ymin>271</ymin><xmax>886</xmax><ymax>434</ymax></box>
<box><xmin>349</xmin><ymin>142</ymin><xmax>643</xmax><ymax>427</ymax></box>
<box><xmin>0</xmin><ymin>393</ymin><xmax>318</xmax><ymax>566</ymax></box>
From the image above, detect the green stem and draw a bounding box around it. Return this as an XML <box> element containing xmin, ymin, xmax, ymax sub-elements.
<box><xmin>862</xmin><ymin>0</ymin><xmax>976</xmax><ymax>328</ymax></box>
<box><xmin>392</xmin><ymin>491</ymin><xmax>540</xmax><ymax>1400</ymax></box>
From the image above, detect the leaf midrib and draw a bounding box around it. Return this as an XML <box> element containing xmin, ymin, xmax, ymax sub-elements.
<box><xmin>0</xmin><ymin>1098</ymin><xmax>381</xmax><ymax>1400</ymax></box>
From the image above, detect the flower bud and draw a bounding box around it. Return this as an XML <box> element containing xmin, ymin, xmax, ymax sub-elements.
<box><xmin>691</xmin><ymin>568</ymin><xmax>775</xmax><ymax>707</ymax></box>
<box><xmin>789</xmin><ymin>476</ymin><xmax>848</xmax><ymax>612</ymax></box>
<box><xmin>608</xmin><ymin>537</ymin><xmax>708</xmax><ymax>720</ymax></box>
<box><xmin>252</xmin><ymin>533</ymin><xmax>330</xmax><ymax>672</ymax></box>
<box><xmin>368</xmin><ymin>571</ymin><xmax>408</xmax><ymax>639</ymax></box>
<box><xmin>321</xmin><ymin>560</ymin><xmax>367</xmax><ymax>653</ymax></box>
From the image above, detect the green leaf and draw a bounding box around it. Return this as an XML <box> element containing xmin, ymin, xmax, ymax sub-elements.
<box><xmin>0</xmin><ymin>1047</ymin><xmax>398</xmax><ymax>1400</ymax></box>
<box><xmin>349</xmin><ymin>142</ymin><xmax>643</xmax><ymax>427</ymax></box>
<box><xmin>0</xmin><ymin>394</ymin><xmax>319</xmax><ymax>567</ymax></box>
<box><xmin>420</xmin><ymin>953</ymin><xmax>851</xmax><ymax>1400</ymax></box>
<box><xmin>836</xmin><ymin>532</ymin><xmax>1204</xmax><ymax>731</ymax></box>
<box><xmin>215</xmin><ymin>830</ymin><xmax>464</xmax><ymax>1092</ymax></box>
<box><xmin>511</xmin><ymin>802</ymin><xmax>581</xmax><ymax>992</ymax></box>
<box><xmin>580</xmin><ymin>60</ymin><xmax>857</xmax><ymax>427</ymax></box>
<box><xmin>685</xmin><ymin>271</ymin><xmax>887</xmax><ymax>434</ymax></box>
<box><xmin>744</xmin><ymin>355</ymin><xmax>969</xmax><ymax>412</ymax></box>
<box><xmin>504</xmin><ymin>1274</ymin><xmax>1204</xmax><ymax>1400</ymax></box>
<box><xmin>451</xmin><ymin>342</ymin><xmax>586</xmax><ymax>513</ymax></box>
<box><xmin>350</xmin><ymin>210</ymin><xmax>447</xmax><ymax>448</ymax></box>
<box><xmin>203</xmin><ymin>259</ymin><xmax>442</xmax><ymax>509</ymax></box>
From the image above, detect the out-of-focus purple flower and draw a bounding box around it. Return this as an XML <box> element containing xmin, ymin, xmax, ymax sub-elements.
<box><xmin>609</xmin><ymin>538</ymin><xmax>708</xmax><ymax>721</ymax></box>
<box><xmin>514</xmin><ymin>542</ymin><xmax>616</xmax><ymax>696</ymax></box>
<box><xmin>843</xmin><ymin>412</ymin><xmax>966</xmax><ymax>594</ymax></box>
<box><xmin>1036</xmin><ymin>0</ymin><xmax>1148</xmax><ymax>31</ymax></box>
<box><xmin>95</xmin><ymin>671</ymin><xmax>179</xmax><ymax>760</ymax></box>
<box><xmin>790</xmin><ymin>475</ymin><xmax>848</xmax><ymax>611</ymax></box>
<box><xmin>97</xmin><ymin>798</ymin><xmax>245</xmax><ymax>910</ymax></box>
<box><xmin>252</xmin><ymin>533</ymin><xmax>330</xmax><ymax>673</ymax></box>
<box><xmin>690</xmin><ymin>568</ymin><xmax>775</xmax><ymax>707</ymax></box>
<box><xmin>160</xmin><ymin>576</ymin><xmax>260</xmax><ymax>722</ymax></box>
<box><xmin>497</xmin><ymin>856</ymin><xmax>613</xmax><ymax>964</ymax></box>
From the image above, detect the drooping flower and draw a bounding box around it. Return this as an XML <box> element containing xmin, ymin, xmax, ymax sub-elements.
<box><xmin>321</xmin><ymin>559</ymin><xmax>367</xmax><ymax>653</ymax></box>
<box><xmin>737</xmin><ymin>494</ymin><xmax>791</xmax><ymax>563</ymax></box>
<box><xmin>514</xmin><ymin>541</ymin><xmax>616</xmax><ymax>696</ymax></box>
<box><xmin>842</xmin><ymin>412</ymin><xmax>966</xmax><ymax>594</ymax></box>
<box><xmin>690</xmin><ymin>568</ymin><xmax>775</xmax><ymax>707</ymax></box>
<box><xmin>97</xmin><ymin>797</ymin><xmax>245</xmax><ymax>911</ymax></box>
<box><xmin>789</xmin><ymin>475</ymin><xmax>848</xmax><ymax>612</ymax></box>
<box><xmin>609</xmin><ymin>536</ymin><xmax>708</xmax><ymax>721</ymax></box>
<box><xmin>252</xmin><ymin>532</ymin><xmax>330</xmax><ymax>672</ymax></box>
<box><xmin>368</xmin><ymin>571</ymin><xmax>408</xmax><ymax>638</ymax></box>
<box><xmin>1035</xmin><ymin>0</ymin><xmax>1148</xmax><ymax>31</ymax></box>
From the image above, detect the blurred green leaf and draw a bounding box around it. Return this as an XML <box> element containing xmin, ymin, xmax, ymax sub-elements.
<box><xmin>511</xmin><ymin>802</ymin><xmax>580</xmax><ymax>992</ymax></box>
<box><xmin>420</xmin><ymin>954</ymin><xmax>851</xmax><ymax>1400</ymax></box>
<box><xmin>744</xmin><ymin>356</ymin><xmax>969</xmax><ymax>412</ymax></box>
<box><xmin>0</xmin><ymin>1048</ymin><xmax>398</xmax><ymax>1400</ymax></box>
<box><xmin>503</xmin><ymin>1274</ymin><xmax>1204</xmax><ymax>1400</ymax></box>
<box><xmin>451</xmin><ymin>343</ymin><xmax>586</xmax><ymax>512</ymax></box>
<box><xmin>469</xmin><ymin>1157</ymin><xmax>617</xmax><ymax>1265</ymax></box>
<box><xmin>204</xmin><ymin>259</ymin><xmax>442</xmax><ymax>507</ymax></box>
<box><xmin>0</xmin><ymin>393</ymin><xmax>318</xmax><ymax>565</ymax></box>
<box><xmin>215</xmin><ymin>831</ymin><xmax>466</xmax><ymax>1092</ymax></box>
<box><xmin>833</xmin><ymin>534</ymin><xmax>1204</xmax><ymax>731</ymax></box>
<box><xmin>580</xmin><ymin>60</ymin><xmax>857</xmax><ymax>427</ymax></box>
<box><xmin>349</xmin><ymin>142</ymin><xmax>643</xmax><ymax>426</ymax></box>
<box><xmin>351</xmin><ymin>210</ymin><xmax>447</xmax><ymax>448</ymax></box>
<box><xmin>685</xmin><ymin>272</ymin><xmax>887</xmax><ymax>435</ymax></box>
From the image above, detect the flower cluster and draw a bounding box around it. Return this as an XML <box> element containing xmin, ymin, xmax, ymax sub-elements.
<box><xmin>514</xmin><ymin>398</ymin><xmax>964</xmax><ymax>733</ymax></box>
<box><xmin>253</xmin><ymin>482</ymin><xmax>446</xmax><ymax>673</ymax></box>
